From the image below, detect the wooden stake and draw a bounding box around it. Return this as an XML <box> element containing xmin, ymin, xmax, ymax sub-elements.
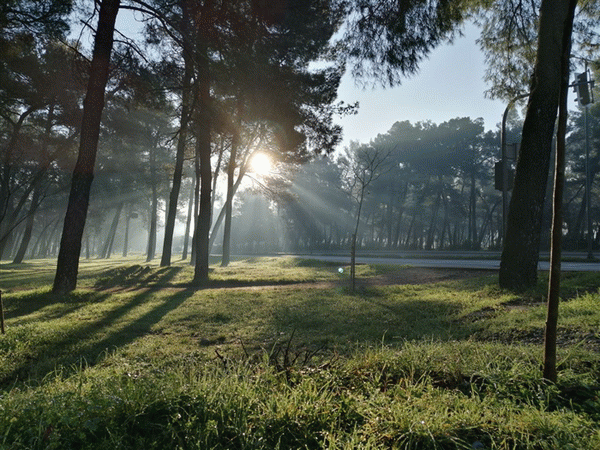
<box><xmin>0</xmin><ymin>290</ymin><xmax>5</xmax><ymax>334</ymax></box>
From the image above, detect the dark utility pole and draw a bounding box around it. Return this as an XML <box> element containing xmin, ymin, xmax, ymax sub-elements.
<box><xmin>571</xmin><ymin>62</ymin><xmax>595</xmax><ymax>259</ymax></box>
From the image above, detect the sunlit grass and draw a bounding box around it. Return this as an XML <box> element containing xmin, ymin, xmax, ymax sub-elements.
<box><xmin>1</xmin><ymin>258</ymin><xmax>600</xmax><ymax>448</ymax></box>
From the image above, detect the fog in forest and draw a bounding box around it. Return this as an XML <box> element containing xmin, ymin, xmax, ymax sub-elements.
<box><xmin>2</xmin><ymin>1</ymin><xmax>599</xmax><ymax>267</ymax></box>
<box><xmin>3</xmin><ymin>106</ymin><xmax>596</xmax><ymax>265</ymax></box>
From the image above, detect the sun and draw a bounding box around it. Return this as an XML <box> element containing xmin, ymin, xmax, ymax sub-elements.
<box><xmin>249</xmin><ymin>152</ymin><xmax>273</xmax><ymax>176</ymax></box>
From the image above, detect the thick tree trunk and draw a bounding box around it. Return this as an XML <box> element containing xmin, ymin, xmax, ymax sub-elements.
<box><xmin>52</xmin><ymin>0</ymin><xmax>120</xmax><ymax>292</ymax></box>
<box><xmin>499</xmin><ymin>0</ymin><xmax>575</xmax><ymax>291</ymax></box>
<box><xmin>192</xmin><ymin>46</ymin><xmax>212</xmax><ymax>284</ymax></box>
<box><xmin>544</xmin><ymin>0</ymin><xmax>576</xmax><ymax>383</ymax></box>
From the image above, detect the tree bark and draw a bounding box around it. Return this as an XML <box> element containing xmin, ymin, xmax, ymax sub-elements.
<box><xmin>221</xmin><ymin>126</ymin><xmax>240</xmax><ymax>267</ymax></box>
<box><xmin>499</xmin><ymin>0</ymin><xmax>576</xmax><ymax>291</ymax></box>
<box><xmin>190</xmin><ymin>151</ymin><xmax>200</xmax><ymax>265</ymax></box>
<box><xmin>192</xmin><ymin>44</ymin><xmax>212</xmax><ymax>284</ymax></box>
<box><xmin>543</xmin><ymin>0</ymin><xmax>576</xmax><ymax>383</ymax></box>
<box><xmin>160</xmin><ymin>0</ymin><xmax>193</xmax><ymax>267</ymax></box>
<box><xmin>122</xmin><ymin>204</ymin><xmax>131</xmax><ymax>257</ymax></box>
<box><xmin>53</xmin><ymin>0</ymin><xmax>120</xmax><ymax>292</ymax></box>
<box><xmin>146</xmin><ymin>147</ymin><xmax>158</xmax><ymax>262</ymax></box>
<box><xmin>182</xmin><ymin>176</ymin><xmax>194</xmax><ymax>260</ymax></box>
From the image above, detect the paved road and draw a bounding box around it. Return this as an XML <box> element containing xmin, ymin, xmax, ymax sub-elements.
<box><xmin>291</xmin><ymin>254</ymin><xmax>600</xmax><ymax>272</ymax></box>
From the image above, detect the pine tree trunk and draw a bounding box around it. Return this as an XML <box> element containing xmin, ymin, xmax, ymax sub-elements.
<box><xmin>146</xmin><ymin>152</ymin><xmax>158</xmax><ymax>262</ymax></box>
<box><xmin>12</xmin><ymin>185</ymin><xmax>41</xmax><ymax>264</ymax></box>
<box><xmin>41</xmin><ymin>219</ymin><xmax>60</xmax><ymax>258</ymax></box>
<box><xmin>221</xmin><ymin>139</ymin><xmax>236</xmax><ymax>266</ymax></box>
<box><xmin>543</xmin><ymin>0</ymin><xmax>576</xmax><ymax>383</ymax></box>
<box><xmin>192</xmin><ymin>44</ymin><xmax>212</xmax><ymax>284</ymax></box>
<box><xmin>469</xmin><ymin>169</ymin><xmax>477</xmax><ymax>249</ymax></box>
<box><xmin>122</xmin><ymin>204</ymin><xmax>131</xmax><ymax>257</ymax></box>
<box><xmin>208</xmin><ymin>162</ymin><xmax>247</xmax><ymax>253</ymax></box>
<box><xmin>190</xmin><ymin>153</ymin><xmax>200</xmax><ymax>266</ymax></box>
<box><xmin>102</xmin><ymin>201</ymin><xmax>123</xmax><ymax>259</ymax></box>
<box><xmin>499</xmin><ymin>0</ymin><xmax>576</xmax><ymax>291</ymax></box>
<box><xmin>53</xmin><ymin>0</ymin><xmax>120</xmax><ymax>293</ymax></box>
<box><xmin>160</xmin><ymin>5</ymin><xmax>193</xmax><ymax>267</ymax></box>
<box><xmin>182</xmin><ymin>178</ymin><xmax>194</xmax><ymax>260</ymax></box>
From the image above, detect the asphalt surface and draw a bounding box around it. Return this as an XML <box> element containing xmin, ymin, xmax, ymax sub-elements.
<box><xmin>285</xmin><ymin>253</ymin><xmax>600</xmax><ymax>272</ymax></box>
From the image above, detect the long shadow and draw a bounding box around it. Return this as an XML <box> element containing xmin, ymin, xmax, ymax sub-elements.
<box><xmin>262</xmin><ymin>287</ymin><xmax>473</xmax><ymax>355</ymax></box>
<box><xmin>0</xmin><ymin>262</ymin><xmax>57</xmax><ymax>289</ymax></box>
<box><xmin>80</xmin><ymin>287</ymin><xmax>197</xmax><ymax>361</ymax></box>
<box><xmin>1</xmin><ymin>267</ymin><xmax>191</xmax><ymax>388</ymax></box>
<box><xmin>3</xmin><ymin>290</ymin><xmax>111</xmax><ymax>325</ymax></box>
<box><xmin>93</xmin><ymin>265</ymin><xmax>184</xmax><ymax>291</ymax></box>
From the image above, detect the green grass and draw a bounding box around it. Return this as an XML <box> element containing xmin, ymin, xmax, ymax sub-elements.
<box><xmin>1</xmin><ymin>257</ymin><xmax>600</xmax><ymax>449</ymax></box>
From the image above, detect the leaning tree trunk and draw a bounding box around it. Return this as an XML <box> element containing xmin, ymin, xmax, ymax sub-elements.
<box><xmin>160</xmin><ymin>2</ymin><xmax>193</xmax><ymax>267</ymax></box>
<box><xmin>101</xmin><ymin>201</ymin><xmax>123</xmax><ymax>259</ymax></box>
<box><xmin>208</xmin><ymin>161</ymin><xmax>248</xmax><ymax>253</ymax></box>
<box><xmin>499</xmin><ymin>0</ymin><xmax>576</xmax><ymax>291</ymax></box>
<box><xmin>12</xmin><ymin>184</ymin><xmax>42</xmax><ymax>264</ymax></box>
<box><xmin>0</xmin><ymin>105</ymin><xmax>38</xmax><ymax>232</ymax></box>
<box><xmin>221</xmin><ymin>127</ymin><xmax>239</xmax><ymax>267</ymax></box>
<box><xmin>53</xmin><ymin>0</ymin><xmax>120</xmax><ymax>293</ymax></box>
<box><xmin>13</xmin><ymin>101</ymin><xmax>56</xmax><ymax>264</ymax></box>
<box><xmin>544</xmin><ymin>0</ymin><xmax>576</xmax><ymax>383</ymax></box>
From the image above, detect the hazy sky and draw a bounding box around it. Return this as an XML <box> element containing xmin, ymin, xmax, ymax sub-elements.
<box><xmin>334</xmin><ymin>24</ymin><xmax>507</xmax><ymax>149</ymax></box>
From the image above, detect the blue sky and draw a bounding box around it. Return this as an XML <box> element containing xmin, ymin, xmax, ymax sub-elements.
<box><xmin>334</xmin><ymin>24</ymin><xmax>507</xmax><ymax>149</ymax></box>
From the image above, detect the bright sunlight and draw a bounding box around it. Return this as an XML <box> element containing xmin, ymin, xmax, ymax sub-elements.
<box><xmin>249</xmin><ymin>152</ymin><xmax>273</xmax><ymax>176</ymax></box>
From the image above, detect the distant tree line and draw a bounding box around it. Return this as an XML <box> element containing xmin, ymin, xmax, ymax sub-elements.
<box><xmin>211</xmin><ymin>107</ymin><xmax>600</xmax><ymax>256</ymax></box>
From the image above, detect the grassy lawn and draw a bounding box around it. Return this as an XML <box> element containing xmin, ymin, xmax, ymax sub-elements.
<box><xmin>1</xmin><ymin>257</ymin><xmax>599</xmax><ymax>449</ymax></box>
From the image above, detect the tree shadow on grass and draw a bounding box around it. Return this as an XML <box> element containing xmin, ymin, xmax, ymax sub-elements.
<box><xmin>93</xmin><ymin>265</ymin><xmax>184</xmax><ymax>290</ymax></box>
<box><xmin>1</xmin><ymin>267</ymin><xmax>195</xmax><ymax>388</ymax></box>
<box><xmin>3</xmin><ymin>290</ymin><xmax>112</xmax><ymax>325</ymax></box>
<box><xmin>263</xmin><ymin>287</ymin><xmax>474</xmax><ymax>354</ymax></box>
<box><xmin>80</xmin><ymin>287</ymin><xmax>197</xmax><ymax>362</ymax></box>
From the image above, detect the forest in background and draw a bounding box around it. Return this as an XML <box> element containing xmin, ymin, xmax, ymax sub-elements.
<box><xmin>1</xmin><ymin>0</ymin><xmax>599</xmax><ymax>268</ymax></box>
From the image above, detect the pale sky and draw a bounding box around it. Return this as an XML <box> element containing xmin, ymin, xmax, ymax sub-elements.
<box><xmin>334</xmin><ymin>24</ymin><xmax>508</xmax><ymax>149</ymax></box>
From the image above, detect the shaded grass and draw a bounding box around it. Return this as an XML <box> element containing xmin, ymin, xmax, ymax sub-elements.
<box><xmin>1</xmin><ymin>257</ymin><xmax>600</xmax><ymax>448</ymax></box>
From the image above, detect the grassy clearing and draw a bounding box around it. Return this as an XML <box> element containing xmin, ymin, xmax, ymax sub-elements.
<box><xmin>1</xmin><ymin>257</ymin><xmax>599</xmax><ymax>449</ymax></box>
